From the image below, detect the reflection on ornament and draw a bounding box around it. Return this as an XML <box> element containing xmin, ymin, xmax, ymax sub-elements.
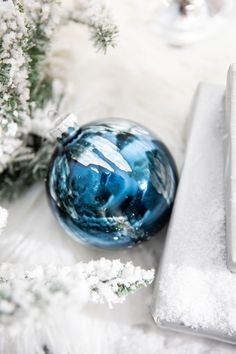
<box><xmin>156</xmin><ymin>0</ymin><xmax>233</xmax><ymax>46</ymax></box>
<box><xmin>46</xmin><ymin>117</ymin><xmax>178</xmax><ymax>249</ymax></box>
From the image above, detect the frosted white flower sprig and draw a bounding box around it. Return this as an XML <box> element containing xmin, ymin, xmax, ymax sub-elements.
<box><xmin>0</xmin><ymin>260</ymin><xmax>154</xmax><ymax>329</ymax></box>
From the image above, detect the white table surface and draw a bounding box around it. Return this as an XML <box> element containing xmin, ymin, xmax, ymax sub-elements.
<box><xmin>4</xmin><ymin>1</ymin><xmax>236</xmax><ymax>353</ymax></box>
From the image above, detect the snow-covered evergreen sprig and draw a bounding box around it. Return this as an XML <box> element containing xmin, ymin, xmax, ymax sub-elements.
<box><xmin>0</xmin><ymin>0</ymin><xmax>118</xmax><ymax>197</ymax></box>
<box><xmin>67</xmin><ymin>0</ymin><xmax>118</xmax><ymax>52</ymax></box>
<box><xmin>0</xmin><ymin>210</ymin><xmax>154</xmax><ymax>334</ymax></box>
<box><xmin>0</xmin><ymin>0</ymin><xmax>30</xmax><ymax>132</ymax></box>
<box><xmin>0</xmin><ymin>260</ymin><xmax>154</xmax><ymax>331</ymax></box>
<box><xmin>0</xmin><ymin>0</ymin><xmax>118</xmax><ymax>133</ymax></box>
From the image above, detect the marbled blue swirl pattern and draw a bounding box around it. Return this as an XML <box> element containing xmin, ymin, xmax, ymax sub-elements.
<box><xmin>46</xmin><ymin>119</ymin><xmax>178</xmax><ymax>249</ymax></box>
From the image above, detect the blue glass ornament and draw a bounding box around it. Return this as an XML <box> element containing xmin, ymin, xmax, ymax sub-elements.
<box><xmin>46</xmin><ymin>117</ymin><xmax>178</xmax><ymax>249</ymax></box>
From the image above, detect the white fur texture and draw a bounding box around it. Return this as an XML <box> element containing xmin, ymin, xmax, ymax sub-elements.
<box><xmin>2</xmin><ymin>0</ymin><xmax>236</xmax><ymax>353</ymax></box>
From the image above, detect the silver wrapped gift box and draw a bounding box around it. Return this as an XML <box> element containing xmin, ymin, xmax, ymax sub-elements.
<box><xmin>152</xmin><ymin>66</ymin><xmax>236</xmax><ymax>344</ymax></box>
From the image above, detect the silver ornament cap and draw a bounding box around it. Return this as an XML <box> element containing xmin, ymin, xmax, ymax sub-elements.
<box><xmin>50</xmin><ymin>113</ymin><xmax>79</xmax><ymax>140</ymax></box>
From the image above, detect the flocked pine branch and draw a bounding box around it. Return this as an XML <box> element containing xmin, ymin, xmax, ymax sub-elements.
<box><xmin>0</xmin><ymin>259</ymin><xmax>154</xmax><ymax>331</ymax></box>
<box><xmin>0</xmin><ymin>206</ymin><xmax>154</xmax><ymax>349</ymax></box>
<box><xmin>0</xmin><ymin>0</ymin><xmax>30</xmax><ymax>131</ymax></box>
<box><xmin>0</xmin><ymin>0</ymin><xmax>118</xmax><ymax>132</ymax></box>
<box><xmin>22</xmin><ymin>0</ymin><xmax>62</xmax><ymax>111</ymax></box>
<box><xmin>66</xmin><ymin>0</ymin><xmax>118</xmax><ymax>53</ymax></box>
<box><xmin>0</xmin><ymin>0</ymin><xmax>118</xmax><ymax>200</ymax></box>
<box><xmin>0</xmin><ymin>137</ymin><xmax>53</xmax><ymax>200</ymax></box>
